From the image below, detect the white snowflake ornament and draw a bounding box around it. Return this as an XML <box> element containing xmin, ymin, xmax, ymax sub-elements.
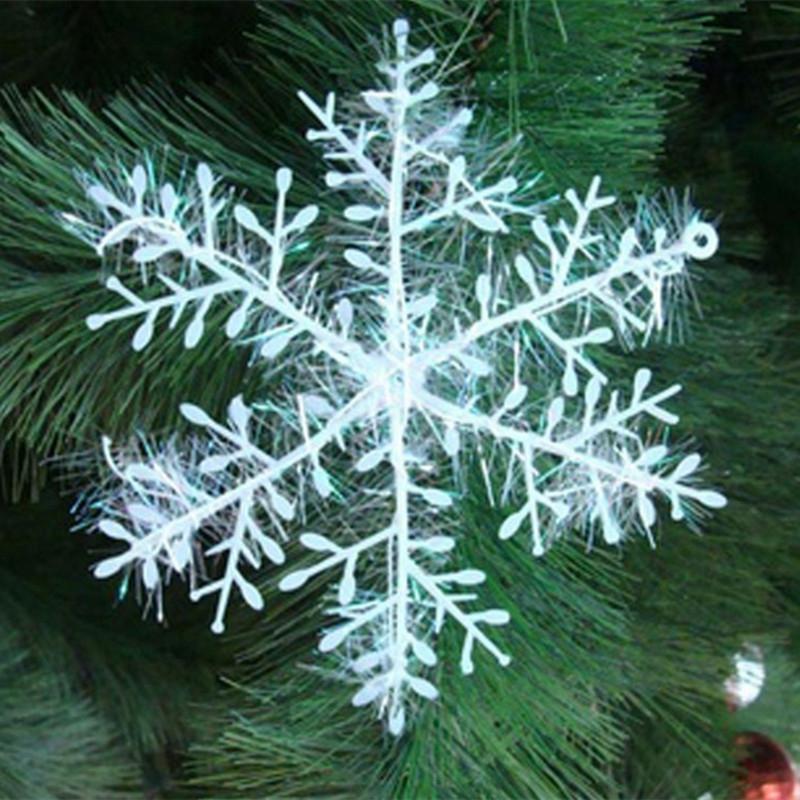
<box><xmin>65</xmin><ymin>19</ymin><xmax>725</xmax><ymax>735</ymax></box>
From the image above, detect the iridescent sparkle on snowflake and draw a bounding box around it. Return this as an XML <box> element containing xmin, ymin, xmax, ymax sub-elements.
<box><xmin>65</xmin><ymin>19</ymin><xmax>724</xmax><ymax>735</ymax></box>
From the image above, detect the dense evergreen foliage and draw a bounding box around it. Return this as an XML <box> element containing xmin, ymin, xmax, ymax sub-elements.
<box><xmin>0</xmin><ymin>2</ymin><xmax>797</xmax><ymax>797</ymax></box>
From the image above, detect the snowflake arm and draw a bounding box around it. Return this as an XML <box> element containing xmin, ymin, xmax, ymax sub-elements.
<box><xmin>92</xmin><ymin>382</ymin><xmax>381</xmax><ymax>632</ymax></box>
<box><xmin>415</xmin><ymin>373</ymin><xmax>725</xmax><ymax>554</ymax></box>
<box><xmin>419</xmin><ymin>176</ymin><xmax>719</xmax><ymax>385</ymax></box>
<box><xmin>80</xmin><ymin>163</ymin><xmax>368</xmax><ymax>370</ymax></box>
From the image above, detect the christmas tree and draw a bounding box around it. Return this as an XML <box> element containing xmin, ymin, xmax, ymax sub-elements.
<box><xmin>0</xmin><ymin>2</ymin><xmax>798</xmax><ymax>798</ymax></box>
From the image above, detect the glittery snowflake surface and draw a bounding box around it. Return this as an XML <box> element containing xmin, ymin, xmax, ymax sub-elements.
<box><xmin>65</xmin><ymin>19</ymin><xmax>724</xmax><ymax>734</ymax></box>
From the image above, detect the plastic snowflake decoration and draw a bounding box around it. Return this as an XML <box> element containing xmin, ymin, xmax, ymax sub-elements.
<box><xmin>64</xmin><ymin>19</ymin><xmax>725</xmax><ymax>735</ymax></box>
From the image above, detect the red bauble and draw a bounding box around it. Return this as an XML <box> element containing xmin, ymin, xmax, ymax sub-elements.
<box><xmin>736</xmin><ymin>732</ymin><xmax>798</xmax><ymax>800</ymax></box>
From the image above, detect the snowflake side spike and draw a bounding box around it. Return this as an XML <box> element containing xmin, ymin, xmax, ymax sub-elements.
<box><xmin>63</xmin><ymin>18</ymin><xmax>724</xmax><ymax>735</ymax></box>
